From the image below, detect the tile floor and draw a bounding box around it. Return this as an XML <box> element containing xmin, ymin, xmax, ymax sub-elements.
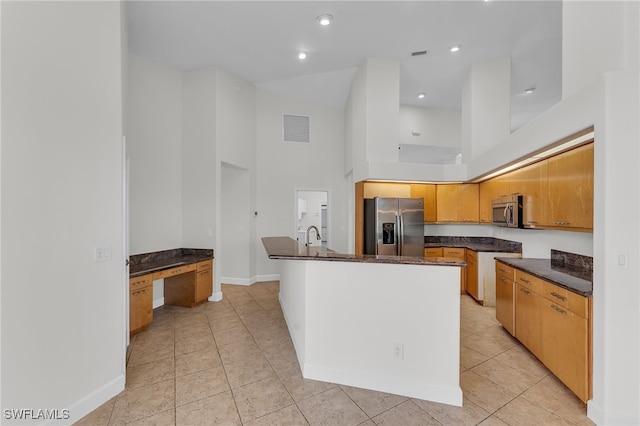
<box><xmin>77</xmin><ymin>282</ymin><xmax>594</xmax><ymax>425</ymax></box>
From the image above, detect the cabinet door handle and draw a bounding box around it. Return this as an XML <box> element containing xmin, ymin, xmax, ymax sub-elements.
<box><xmin>132</xmin><ymin>289</ymin><xmax>149</xmax><ymax>296</ymax></box>
<box><xmin>555</xmin><ymin>221</ymin><xmax>570</xmax><ymax>225</ymax></box>
<box><xmin>550</xmin><ymin>305</ymin><xmax>567</xmax><ymax>315</ymax></box>
<box><xmin>550</xmin><ymin>292</ymin><xmax>567</xmax><ymax>302</ymax></box>
<box><xmin>498</xmin><ymin>268</ymin><xmax>507</xmax><ymax>273</ymax></box>
<box><xmin>519</xmin><ymin>287</ymin><xmax>530</xmax><ymax>295</ymax></box>
<box><xmin>499</xmin><ymin>277</ymin><xmax>509</xmax><ymax>283</ymax></box>
<box><xmin>519</xmin><ymin>277</ymin><xmax>531</xmax><ymax>284</ymax></box>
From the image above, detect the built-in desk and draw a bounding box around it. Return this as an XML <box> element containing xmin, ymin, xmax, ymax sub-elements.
<box><xmin>128</xmin><ymin>248</ymin><xmax>214</xmax><ymax>335</ymax></box>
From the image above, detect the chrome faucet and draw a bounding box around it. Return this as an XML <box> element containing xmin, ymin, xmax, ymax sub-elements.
<box><xmin>305</xmin><ymin>225</ymin><xmax>321</xmax><ymax>246</ymax></box>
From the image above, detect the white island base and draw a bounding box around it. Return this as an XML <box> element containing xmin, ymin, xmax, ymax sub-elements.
<box><xmin>277</xmin><ymin>259</ymin><xmax>463</xmax><ymax>407</ymax></box>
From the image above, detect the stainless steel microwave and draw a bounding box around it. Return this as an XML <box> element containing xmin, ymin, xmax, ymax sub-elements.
<box><xmin>492</xmin><ymin>195</ymin><xmax>524</xmax><ymax>228</ymax></box>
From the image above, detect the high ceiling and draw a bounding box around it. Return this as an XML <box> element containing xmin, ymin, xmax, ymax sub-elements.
<box><xmin>126</xmin><ymin>1</ymin><xmax>562</xmax><ymax>130</ymax></box>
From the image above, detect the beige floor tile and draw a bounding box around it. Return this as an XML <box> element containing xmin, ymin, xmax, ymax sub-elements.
<box><xmin>471</xmin><ymin>358</ymin><xmax>542</xmax><ymax>395</ymax></box>
<box><xmin>175</xmin><ymin>366</ymin><xmax>230</xmax><ymax>407</ymax></box>
<box><xmin>521</xmin><ymin>375</ymin><xmax>593</xmax><ymax>425</ymax></box>
<box><xmin>411</xmin><ymin>397</ymin><xmax>491</xmax><ymax>426</ymax></box>
<box><xmin>109</xmin><ymin>379</ymin><xmax>174</xmax><ymax>425</ymax></box>
<box><xmin>492</xmin><ymin>345</ymin><xmax>550</xmax><ymax>380</ymax></box>
<box><xmin>174</xmin><ymin>321</ymin><xmax>212</xmax><ymax>342</ymax></box>
<box><xmin>174</xmin><ymin>333</ymin><xmax>216</xmax><ymax>355</ymax></box>
<box><xmin>176</xmin><ymin>391</ymin><xmax>241</xmax><ymax>425</ymax></box>
<box><xmin>175</xmin><ymin>347</ymin><xmax>222</xmax><ymax>377</ymax></box>
<box><xmin>460</xmin><ymin>370</ymin><xmax>518</xmax><ymax>413</ymax></box>
<box><xmin>340</xmin><ymin>385</ymin><xmax>408</xmax><ymax>418</ymax></box>
<box><xmin>213</xmin><ymin>324</ymin><xmax>254</xmax><ymax>346</ymax></box>
<box><xmin>494</xmin><ymin>396</ymin><xmax>576</xmax><ymax>426</ymax></box>
<box><xmin>127</xmin><ymin>339</ymin><xmax>174</xmax><ymax>367</ymax></box>
<box><xmin>209</xmin><ymin>315</ymin><xmax>245</xmax><ymax>332</ymax></box>
<box><xmin>124</xmin><ymin>408</ymin><xmax>175</xmax><ymax>426</ymax></box>
<box><xmin>477</xmin><ymin>415</ymin><xmax>511</xmax><ymax>426</ymax></box>
<box><xmin>371</xmin><ymin>400</ymin><xmax>440</xmax><ymax>425</ymax></box>
<box><xmin>278</xmin><ymin>367</ymin><xmax>337</xmax><ymax>402</ymax></box>
<box><xmin>461</xmin><ymin>332</ymin><xmax>518</xmax><ymax>358</ymax></box>
<box><xmin>126</xmin><ymin>357</ymin><xmax>174</xmax><ymax>390</ymax></box>
<box><xmin>253</xmin><ymin>329</ymin><xmax>295</xmax><ymax>354</ymax></box>
<box><xmin>74</xmin><ymin>397</ymin><xmax>115</xmax><ymax>426</ymax></box>
<box><xmin>460</xmin><ymin>344</ymin><xmax>492</xmax><ymax>370</ymax></box>
<box><xmin>264</xmin><ymin>346</ymin><xmax>300</xmax><ymax>374</ymax></box>
<box><xmin>218</xmin><ymin>339</ymin><xmax>263</xmax><ymax>364</ymax></box>
<box><xmin>232</xmin><ymin>376</ymin><xmax>294</xmax><ymax>423</ymax></box>
<box><xmin>297</xmin><ymin>387</ymin><xmax>369</xmax><ymax>426</ymax></box>
<box><xmin>243</xmin><ymin>404</ymin><xmax>309</xmax><ymax>426</ymax></box>
<box><xmin>225</xmin><ymin>355</ymin><xmax>277</xmax><ymax>389</ymax></box>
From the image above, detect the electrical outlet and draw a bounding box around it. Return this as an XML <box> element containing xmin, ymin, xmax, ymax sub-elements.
<box><xmin>393</xmin><ymin>343</ymin><xmax>404</xmax><ymax>360</ymax></box>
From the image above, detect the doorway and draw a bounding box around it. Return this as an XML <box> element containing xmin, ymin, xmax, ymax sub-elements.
<box><xmin>295</xmin><ymin>190</ymin><xmax>329</xmax><ymax>248</ymax></box>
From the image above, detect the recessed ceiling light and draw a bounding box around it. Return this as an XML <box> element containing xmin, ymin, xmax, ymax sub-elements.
<box><xmin>450</xmin><ymin>45</ymin><xmax>461</xmax><ymax>53</ymax></box>
<box><xmin>417</xmin><ymin>92</ymin><xmax>426</xmax><ymax>99</ymax></box>
<box><xmin>317</xmin><ymin>14</ymin><xmax>333</xmax><ymax>26</ymax></box>
<box><xmin>298</xmin><ymin>52</ymin><xmax>307</xmax><ymax>60</ymax></box>
<box><xmin>524</xmin><ymin>87</ymin><xmax>536</xmax><ymax>94</ymax></box>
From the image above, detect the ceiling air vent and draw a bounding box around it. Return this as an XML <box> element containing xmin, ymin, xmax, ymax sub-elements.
<box><xmin>283</xmin><ymin>114</ymin><xmax>310</xmax><ymax>144</ymax></box>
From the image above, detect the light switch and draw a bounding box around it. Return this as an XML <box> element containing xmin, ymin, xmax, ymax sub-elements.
<box><xmin>617</xmin><ymin>252</ymin><xmax>628</xmax><ymax>269</ymax></box>
<box><xmin>95</xmin><ymin>247</ymin><xmax>111</xmax><ymax>262</ymax></box>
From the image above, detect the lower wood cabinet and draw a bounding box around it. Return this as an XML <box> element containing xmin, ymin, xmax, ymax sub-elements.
<box><xmin>465</xmin><ymin>250</ymin><xmax>478</xmax><ymax>300</ymax></box>
<box><xmin>443</xmin><ymin>247</ymin><xmax>466</xmax><ymax>292</ymax></box>
<box><xmin>504</xmin><ymin>266</ymin><xmax>592</xmax><ymax>403</ymax></box>
<box><xmin>129</xmin><ymin>274</ymin><xmax>153</xmax><ymax>335</ymax></box>
<box><xmin>196</xmin><ymin>260</ymin><xmax>213</xmax><ymax>304</ymax></box>
<box><xmin>495</xmin><ymin>262</ymin><xmax>515</xmax><ymax>336</ymax></box>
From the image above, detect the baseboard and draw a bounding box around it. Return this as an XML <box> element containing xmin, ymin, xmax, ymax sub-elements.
<box><xmin>209</xmin><ymin>291</ymin><xmax>223</xmax><ymax>302</ymax></box>
<box><xmin>587</xmin><ymin>400</ymin><xmax>640</xmax><ymax>426</ymax></box>
<box><xmin>220</xmin><ymin>274</ymin><xmax>280</xmax><ymax>286</ymax></box>
<box><xmin>44</xmin><ymin>373</ymin><xmax>125</xmax><ymax>425</ymax></box>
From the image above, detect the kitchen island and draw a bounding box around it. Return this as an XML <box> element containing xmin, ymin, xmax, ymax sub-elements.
<box><xmin>262</xmin><ymin>236</ymin><xmax>465</xmax><ymax>406</ymax></box>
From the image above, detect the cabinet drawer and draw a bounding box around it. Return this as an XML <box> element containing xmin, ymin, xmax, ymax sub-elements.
<box><xmin>152</xmin><ymin>263</ymin><xmax>197</xmax><ymax>280</ymax></box>
<box><xmin>197</xmin><ymin>259</ymin><xmax>213</xmax><ymax>271</ymax></box>
<box><xmin>443</xmin><ymin>247</ymin><xmax>465</xmax><ymax>259</ymax></box>
<box><xmin>424</xmin><ymin>248</ymin><xmax>443</xmax><ymax>257</ymax></box>
<box><xmin>496</xmin><ymin>262</ymin><xmax>515</xmax><ymax>282</ymax></box>
<box><xmin>515</xmin><ymin>270</ymin><xmax>543</xmax><ymax>294</ymax></box>
<box><xmin>130</xmin><ymin>274</ymin><xmax>153</xmax><ymax>291</ymax></box>
<box><xmin>465</xmin><ymin>249</ymin><xmax>477</xmax><ymax>263</ymax></box>
<box><xmin>542</xmin><ymin>281</ymin><xmax>589</xmax><ymax>318</ymax></box>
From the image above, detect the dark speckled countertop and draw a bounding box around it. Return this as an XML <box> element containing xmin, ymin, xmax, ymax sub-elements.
<box><xmin>496</xmin><ymin>250</ymin><xmax>593</xmax><ymax>296</ymax></box>
<box><xmin>129</xmin><ymin>248</ymin><xmax>214</xmax><ymax>278</ymax></box>
<box><xmin>262</xmin><ymin>237</ymin><xmax>466</xmax><ymax>267</ymax></box>
<box><xmin>424</xmin><ymin>236</ymin><xmax>522</xmax><ymax>253</ymax></box>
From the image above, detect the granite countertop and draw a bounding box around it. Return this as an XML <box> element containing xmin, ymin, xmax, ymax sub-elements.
<box><xmin>424</xmin><ymin>236</ymin><xmax>522</xmax><ymax>253</ymax></box>
<box><xmin>129</xmin><ymin>248</ymin><xmax>214</xmax><ymax>278</ymax></box>
<box><xmin>262</xmin><ymin>237</ymin><xmax>466</xmax><ymax>267</ymax></box>
<box><xmin>495</xmin><ymin>251</ymin><xmax>593</xmax><ymax>296</ymax></box>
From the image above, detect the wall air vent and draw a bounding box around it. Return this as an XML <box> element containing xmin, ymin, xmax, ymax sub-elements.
<box><xmin>283</xmin><ymin>114</ymin><xmax>310</xmax><ymax>144</ymax></box>
<box><xmin>411</xmin><ymin>50</ymin><xmax>429</xmax><ymax>57</ymax></box>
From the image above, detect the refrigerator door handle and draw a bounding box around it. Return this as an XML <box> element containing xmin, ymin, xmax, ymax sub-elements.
<box><xmin>398</xmin><ymin>212</ymin><xmax>404</xmax><ymax>256</ymax></box>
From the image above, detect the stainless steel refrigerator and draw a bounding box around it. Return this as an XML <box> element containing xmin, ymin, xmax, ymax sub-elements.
<box><xmin>364</xmin><ymin>197</ymin><xmax>424</xmax><ymax>257</ymax></box>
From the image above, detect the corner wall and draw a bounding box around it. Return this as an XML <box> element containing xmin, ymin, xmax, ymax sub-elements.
<box><xmin>1</xmin><ymin>2</ymin><xmax>126</xmax><ymax>422</ymax></box>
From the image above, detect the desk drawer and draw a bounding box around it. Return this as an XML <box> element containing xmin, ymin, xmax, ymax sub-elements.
<box><xmin>130</xmin><ymin>274</ymin><xmax>153</xmax><ymax>291</ymax></box>
<box><xmin>197</xmin><ymin>260</ymin><xmax>213</xmax><ymax>271</ymax></box>
<box><xmin>152</xmin><ymin>263</ymin><xmax>197</xmax><ymax>280</ymax></box>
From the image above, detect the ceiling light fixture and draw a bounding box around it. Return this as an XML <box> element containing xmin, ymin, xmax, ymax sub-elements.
<box><xmin>524</xmin><ymin>87</ymin><xmax>536</xmax><ymax>94</ymax></box>
<box><xmin>317</xmin><ymin>14</ymin><xmax>333</xmax><ymax>26</ymax></box>
<box><xmin>417</xmin><ymin>93</ymin><xmax>426</xmax><ymax>99</ymax></box>
<box><xmin>450</xmin><ymin>45</ymin><xmax>461</xmax><ymax>53</ymax></box>
<box><xmin>298</xmin><ymin>52</ymin><xmax>307</xmax><ymax>60</ymax></box>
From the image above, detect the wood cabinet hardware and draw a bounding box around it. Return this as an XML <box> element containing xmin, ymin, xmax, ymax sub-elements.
<box><xmin>519</xmin><ymin>287</ymin><xmax>530</xmax><ymax>295</ymax></box>
<box><xmin>550</xmin><ymin>305</ymin><xmax>567</xmax><ymax>315</ymax></box>
<box><xmin>550</xmin><ymin>292</ymin><xmax>567</xmax><ymax>301</ymax></box>
<box><xmin>519</xmin><ymin>277</ymin><xmax>531</xmax><ymax>284</ymax></box>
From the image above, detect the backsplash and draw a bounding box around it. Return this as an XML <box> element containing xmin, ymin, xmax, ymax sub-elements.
<box><xmin>424</xmin><ymin>236</ymin><xmax>522</xmax><ymax>252</ymax></box>
<box><xmin>551</xmin><ymin>249</ymin><xmax>593</xmax><ymax>273</ymax></box>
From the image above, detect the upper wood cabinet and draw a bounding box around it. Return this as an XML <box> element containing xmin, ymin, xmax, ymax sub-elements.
<box><xmin>479</xmin><ymin>174</ymin><xmax>510</xmax><ymax>223</ymax></box>
<box><xmin>511</xmin><ymin>160</ymin><xmax>550</xmax><ymax>228</ymax></box>
<box><xmin>410</xmin><ymin>183</ymin><xmax>437</xmax><ymax>223</ymax></box>
<box><xmin>437</xmin><ymin>184</ymin><xmax>479</xmax><ymax>223</ymax></box>
<box><xmin>547</xmin><ymin>143</ymin><xmax>594</xmax><ymax>230</ymax></box>
<box><xmin>362</xmin><ymin>182</ymin><xmax>411</xmax><ymax>198</ymax></box>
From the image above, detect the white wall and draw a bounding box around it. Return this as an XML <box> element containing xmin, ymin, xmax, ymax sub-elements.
<box><xmin>256</xmin><ymin>89</ymin><xmax>348</xmax><ymax>276</ymax></box>
<box><xmin>127</xmin><ymin>53</ymin><xmax>182</xmax><ymax>254</ymax></box>
<box><xmin>365</xmin><ymin>58</ymin><xmax>400</xmax><ymax>165</ymax></box>
<box><xmin>220</xmin><ymin>164</ymin><xmax>251</xmax><ymax>283</ymax></box>
<box><xmin>398</xmin><ymin>105</ymin><xmax>461</xmax><ymax>147</ymax></box>
<box><xmin>461</xmin><ymin>58</ymin><xmax>511</xmax><ymax>162</ymax></box>
<box><xmin>1</xmin><ymin>2</ymin><xmax>125</xmax><ymax>422</ymax></box>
